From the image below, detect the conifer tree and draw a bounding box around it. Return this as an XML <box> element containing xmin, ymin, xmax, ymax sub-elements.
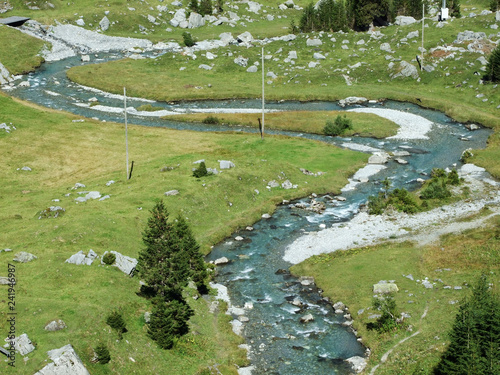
<box><xmin>491</xmin><ymin>0</ymin><xmax>500</xmax><ymax>11</ymax></box>
<box><xmin>174</xmin><ymin>215</ymin><xmax>209</xmax><ymax>294</ymax></box>
<box><xmin>199</xmin><ymin>0</ymin><xmax>213</xmax><ymax>16</ymax></box>
<box><xmin>148</xmin><ymin>298</ymin><xmax>194</xmax><ymax>349</ymax></box>
<box><xmin>484</xmin><ymin>45</ymin><xmax>500</xmax><ymax>83</ymax></box>
<box><xmin>434</xmin><ymin>274</ymin><xmax>500</xmax><ymax>374</ymax></box>
<box><xmin>137</xmin><ymin>200</ymin><xmax>190</xmax><ymax>301</ymax></box>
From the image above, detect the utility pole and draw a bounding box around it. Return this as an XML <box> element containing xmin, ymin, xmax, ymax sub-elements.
<box><xmin>124</xmin><ymin>87</ymin><xmax>129</xmax><ymax>180</ymax></box>
<box><xmin>261</xmin><ymin>46</ymin><xmax>265</xmax><ymax>140</ymax></box>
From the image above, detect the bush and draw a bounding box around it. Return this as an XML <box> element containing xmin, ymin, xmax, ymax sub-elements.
<box><xmin>368</xmin><ymin>193</ymin><xmax>387</xmax><ymax>215</ymax></box>
<box><xmin>447</xmin><ymin>169</ymin><xmax>460</xmax><ymax>185</ymax></box>
<box><xmin>106</xmin><ymin>310</ymin><xmax>127</xmax><ymax>339</ymax></box>
<box><xmin>420</xmin><ymin>179</ymin><xmax>451</xmax><ymax>200</ymax></box>
<box><xmin>323</xmin><ymin>115</ymin><xmax>353</xmax><ymax>136</ymax></box>
<box><xmin>202</xmin><ymin>116</ymin><xmax>220</xmax><ymax>124</ymax></box>
<box><xmin>388</xmin><ymin>188</ymin><xmax>420</xmax><ymax>214</ymax></box>
<box><xmin>483</xmin><ymin>45</ymin><xmax>500</xmax><ymax>83</ymax></box>
<box><xmin>367</xmin><ymin>294</ymin><xmax>406</xmax><ymax>333</ymax></box>
<box><xmin>193</xmin><ymin>161</ymin><xmax>209</xmax><ymax>178</ymax></box>
<box><xmin>102</xmin><ymin>252</ymin><xmax>116</xmax><ymax>265</ymax></box>
<box><xmin>94</xmin><ymin>343</ymin><xmax>111</xmax><ymax>364</ymax></box>
<box><xmin>182</xmin><ymin>32</ymin><xmax>196</xmax><ymax>47</ymax></box>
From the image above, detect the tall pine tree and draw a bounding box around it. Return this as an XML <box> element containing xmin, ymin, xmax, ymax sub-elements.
<box><xmin>137</xmin><ymin>200</ymin><xmax>190</xmax><ymax>301</ymax></box>
<box><xmin>484</xmin><ymin>45</ymin><xmax>500</xmax><ymax>83</ymax></box>
<box><xmin>174</xmin><ymin>215</ymin><xmax>209</xmax><ymax>294</ymax></box>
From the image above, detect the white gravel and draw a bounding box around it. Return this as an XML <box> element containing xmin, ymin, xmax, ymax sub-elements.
<box><xmin>348</xmin><ymin>108</ymin><xmax>433</xmax><ymax>139</ymax></box>
<box><xmin>283</xmin><ymin>166</ymin><xmax>500</xmax><ymax>264</ymax></box>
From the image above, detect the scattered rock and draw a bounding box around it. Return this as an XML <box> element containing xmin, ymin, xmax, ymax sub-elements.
<box><xmin>144</xmin><ymin>312</ymin><xmax>151</xmax><ymax>323</ymax></box>
<box><xmin>65</xmin><ymin>250</ymin><xmax>98</xmax><ymax>266</ymax></box>
<box><xmin>299</xmin><ymin>276</ymin><xmax>315</xmax><ymax>286</ymax></box>
<box><xmin>13</xmin><ymin>252</ymin><xmax>37</xmax><ymax>263</ymax></box>
<box><xmin>99</xmin><ymin>16</ymin><xmax>110</xmax><ymax>31</ymax></box>
<box><xmin>368</xmin><ymin>152</ymin><xmax>390</xmax><ymax>164</ymax></box>
<box><xmin>8</xmin><ymin>333</ymin><xmax>35</xmax><ymax>356</ymax></box>
<box><xmin>234</xmin><ymin>56</ymin><xmax>249</xmax><ymax>67</ymax></box>
<box><xmin>261</xmin><ymin>213</ymin><xmax>271</xmax><ymax>219</ymax></box>
<box><xmin>391</xmin><ymin>61</ymin><xmax>419</xmax><ymax>80</ymax></box>
<box><xmin>214</xmin><ymin>256</ymin><xmax>229</xmax><ymax>265</ymax></box>
<box><xmin>395</xmin><ymin>16</ymin><xmax>416</xmax><ymax>26</ymax></box>
<box><xmin>101</xmin><ymin>251</ymin><xmax>137</xmax><ymax>276</ymax></box>
<box><xmin>300</xmin><ymin>313</ymin><xmax>314</xmax><ymax>323</ymax></box>
<box><xmin>373</xmin><ymin>282</ymin><xmax>398</xmax><ymax>294</ymax></box>
<box><xmin>220</xmin><ymin>160</ymin><xmax>235</xmax><ymax>169</ymax></box>
<box><xmin>339</xmin><ymin>96</ymin><xmax>368</xmax><ymax>107</ymax></box>
<box><xmin>45</xmin><ymin>320</ymin><xmax>67</xmax><ymax>331</ymax></box>
<box><xmin>346</xmin><ymin>356</ymin><xmax>367</xmax><ymax>374</ymax></box>
<box><xmin>164</xmin><ymin>189</ymin><xmax>179</xmax><ymax>196</ymax></box>
<box><xmin>306</xmin><ymin>38</ymin><xmax>322</xmax><ymax>47</ymax></box>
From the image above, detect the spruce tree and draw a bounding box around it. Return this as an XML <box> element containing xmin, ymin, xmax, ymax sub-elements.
<box><xmin>434</xmin><ymin>274</ymin><xmax>500</xmax><ymax>374</ymax></box>
<box><xmin>491</xmin><ymin>0</ymin><xmax>500</xmax><ymax>11</ymax></box>
<box><xmin>299</xmin><ymin>2</ymin><xmax>317</xmax><ymax>32</ymax></box>
<box><xmin>174</xmin><ymin>215</ymin><xmax>209</xmax><ymax>294</ymax></box>
<box><xmin>484</xmin><ymin>45</ymin><xmax>500</xmax><ymax>83</ymax></box>
<box><xmin>137</xmin><ymin>200</ymin><xmax>190</xmax><ymax>301</ymax></box>
<box><xmin>199</xmin><ymin>0</ymin><xmax>212</xmax><ymax>16</ymax></box>
<box><xmin>148</xmin><ymin>298</ymin><xmax>194</xmax><ymax>349</ymax></box>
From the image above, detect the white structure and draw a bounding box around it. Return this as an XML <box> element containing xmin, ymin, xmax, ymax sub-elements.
<box><xmin>440</xmin><ymin>0</ymin><xmax>449</xmax><ymax>21</ymax></box>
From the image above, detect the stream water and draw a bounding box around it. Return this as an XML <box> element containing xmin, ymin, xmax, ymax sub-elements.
<box><xmin>3</xmin><ymin>54</ymin><xmax>493</xmax><ymax>374</ymax></box>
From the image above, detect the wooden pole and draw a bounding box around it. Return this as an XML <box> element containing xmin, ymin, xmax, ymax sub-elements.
<box><xmin>421</xmin><ymin>2</ymin><xmax>424</xmax><ymax>70</ymax></box>
<box><xmin>124</xmin><ymin>87</ymin><xmax>129</xmax><ymax>180</ymax></box>
<box><xmin>261</xmin><ymin>47</ymin><xmax>265</xmax><ymax>140</ymax></box>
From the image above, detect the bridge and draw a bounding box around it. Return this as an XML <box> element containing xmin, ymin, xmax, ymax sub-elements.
<box><xmin>0</xmin><ymin>16</ymin><xmax>30</xmax><ymax>27</ymax></box>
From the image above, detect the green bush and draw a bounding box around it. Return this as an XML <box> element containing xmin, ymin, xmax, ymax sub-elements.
<box><xmin>420</xmin><ymin>179</ymin><xmax>451</xmax><ymax>200</ymax></box>
<box><xmin>193</xmin><ymin>161</ymin><xmax>209</xmax><ymax>178</ymax></box>
<box><xmin>202</xmin><ymin>116</ymin><xmax>220</xmax><ymax>124</ymax></box>
<box><xmin>102</xmin><ymin>252</ymin><xmax>116</xmax><ymax>265</ymax></box>
<box><xmin>366</xmin><ymin>294</ymin><xmax>406</xmax><ymax>333</ymax></box>
<box><xmin>483</xmin><ymin>45</ymin><xmax>500</xmax><ymax>83</ymax></box>
<box><xmin>182</xmin><ymin>32</ymin><xmax>196</xmax><ymax>47</ymax></box>
<box><xmin>368</xmin><ymin>193</ymin><xmax>387</xmax><ymax>215</ymax></box>
<box><xmin>94</xmin><ymin>343</ymin><xmax>111</xmax><ymax>364</ymax></box>
<box><xmin>106</xmin><ymin>310</ymin><xmax>127</xmax><ymax>339</ymax></box>
<box><xmin>323</xmin><ymin>115</ymin><xmax>353</xmax><ymax>136</ymax></box>
<box><xmin>388</xmin><ymin>188</ymin><xmax>420</xmax><ymax>214</ymax></box>
<box><xmin>447</xmin><ymin>169</ymin><xmax>460</xmax><ymax>185</ymax></box>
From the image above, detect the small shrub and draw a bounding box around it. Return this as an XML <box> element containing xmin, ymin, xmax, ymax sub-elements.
<box><xmin>420</xmin><ymin>179</ymin><xmax>451</xmax><ymax>200</ymax></box>
<box><xmin>430</xmin><ymin>168</ymin><xmax>447</xmax><ymax>179</ymax></box>
<box><xmin>193</xmin><ymin>161</ymin><xmax>209</xmax><ymax>178</ymax></box>
<box><xmin>202</xmin><ymin>116</ymin><xmax>220</xmax><ymax>124</ymax></box>
<box><xmin>461</xmin><ymin>148</ymin><xmax>473</xmax><ymax>163</ymax></box>
<box><xmin>106</xmin><ymin>310</ymin><xmax>127</xmax><ymax>339</ymax></box>
<box><xmin>94</xmin><ymin>343</ymin><xmax>111</xmax><ymax>364</ymax></box>
<box><xmin>367</xmin><ymin>294</ymin><xmax>405</xmax><ymax>333</ymax></box>
<box><xmin>102</xmin><ymin>252</ymin><xmax>116</xmax><ymax>265</ymax></box>
<box><xmin>368</xmin><ymin>193</ymin><xmax>387</xmax><ymax>215</ymax></box>
<box><xmin>447</xmin><ymin>169</ymin><xmax>460</xmax><ymax>185</ymax></box>
<box><xmin>323</xmin><ymin>115</ymin><xmax>353</xmax><ymax>136</ymax></box>
<box><xmin>182</xmin><ymin>32</ymin><xmax>196</xmax><ymax>47</ymax></box>
<box><xmin>388</xmin><ymin>188</ymin><xmax>420</xmax><ymax>214</ymax></box>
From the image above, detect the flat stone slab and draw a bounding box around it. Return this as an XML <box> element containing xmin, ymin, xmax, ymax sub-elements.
<box><xmin>0</xmin><ymin>17</ymin><xmax>31</xmax><ymax>27</ymax></box>
<box><xmin>35</xmin><ymin>344</ymin><xmax>90</xmax><ymax>375</ymax></box>
<box><xmin>101</xmin><ymin>251</ymin><xmax>137</xmax><ymax>276</ymax></box>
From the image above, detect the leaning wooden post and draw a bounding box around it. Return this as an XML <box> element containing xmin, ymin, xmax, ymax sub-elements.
<box><xmin>124</xmin><ymin>87</ymin><xmax>129</xmax><ymax>180</ymax></box>
<box><xmin>421</xmin><ymin>3</ymin><xmax>425</xmax><ymax>70</ymax></box>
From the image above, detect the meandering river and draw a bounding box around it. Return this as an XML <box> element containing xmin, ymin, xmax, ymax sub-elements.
<box><xmin>3</xmin><ymin>53</ymin><xmax>492</xmax><ymax>374</ymax></box>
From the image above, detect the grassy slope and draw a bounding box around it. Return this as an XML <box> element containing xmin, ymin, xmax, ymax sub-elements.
<box><xmin>0</xmin><ymin>92</ymin><xmax>366</xmax><ymax>374</ymax></box>
<box><xmin>0</xmin><ymin>25</ymin><xmax>45</xmax><ymax>74</ymax></box>
<box><xmin>291</xmin><ymin>213</ymin><xmax>500</xmax><ymax>374</ymax></box>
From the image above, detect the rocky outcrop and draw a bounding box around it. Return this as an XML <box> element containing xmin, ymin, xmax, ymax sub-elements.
<box><xmin>101</xmin><ymin>251</ymin><xmax>137</xmax><ymax>276</ymax></box>
<box><xmin>35</xmin><ymin>344</ymin><xmax>90</xmax><ymax>375</ymax></box>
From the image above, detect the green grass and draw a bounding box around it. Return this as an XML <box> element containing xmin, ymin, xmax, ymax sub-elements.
<box><xmin>0</xmin><ymin>92</ymin><xmax>367</xmax><ymax>374</ymax></box>
<box><xmin>165</xmin><ymin>110</ymin><xmax>399</xmax><ymax>138</ymax></box>
<box><xmin>0</xmin><ymin>25</ymin><xmax>46</xmax><ymax>74</ymax></box>
<box><xmin>291</xmin><ymin>215</ymin><xmax>500</xmax><ymax>374</ymax></box>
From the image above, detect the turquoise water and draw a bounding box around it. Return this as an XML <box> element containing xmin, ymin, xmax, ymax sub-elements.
<box><xmin>3</xmin><ymin>54</ymin><xmax>493</xmax><ymax>374</ymax></box>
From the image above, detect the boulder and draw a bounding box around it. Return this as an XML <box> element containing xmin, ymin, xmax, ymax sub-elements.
<box><xmin>101</xmin><ymin>251</ymin><xmax>137</xmax><ymax>276</ymax></box>
<box><xmin>497</xmin><ymin>10</ymin><xmax>500</xmax><ymax>22</ymax></box>
<box><xmin>35</xmin><ymin>344</ymin><xmax>90</xmax><ymax>375</ymax></box>
<box><xmin>306</xmin><ymin>38</ymin><xmax>322</xmax><ymax>47</ymax></box>
<box><xmin>0</xmin><ymin>277</ymin><xmax>10</xmax><ymax>285</ymax></box>
<box><xmin>299</xmin><ymin>276</ymin><xmax>314</xmax><ymax>286</ymax></box>
<box><xmin>45</xmin><ymin>320</ymin><xmax>67</xmax><ymax>331</ymax></box>
<box><xmin>9</xmin><ymin>333</ymin><xmax>35</xmax><ymax>355</ymax></box>
<box><xmin>338</xmin><ymin>96</ymin><xmax>368</xmax><ymax>107</ymax></box>
<box><xmin>214</xmin><ymin>256</ymin><xmax>229</xmax><ymax>265</ymax></box>
<box><xmin>237</xmin><ymin>31</ymin><xmax>254</xmax><ymax>44</ymax></box>
<box><xmin>281</xmin><ymin>180</ymin><xmax>294</xmax><ymax>189</ymax></box>
<box><xmin>368</xmin><ymin>152</ymin><xmax>390</xmax><ymax>164</ymax></box>
<box><xmin>407</xmin><ymin>30</ymin><xmax>419</xmax><ymax>39</ymax></box>
<box><xmin>380</xmin><ymin>42</ymin><xmax>392</xmax><ymax>53</ymax></box>
<box><xmin>65</xmin><ymin>250</ymin><xmax>98</xmax><ymax>266</ymax></box>
<box><xmin>395</xmin><ymin>16</ymin><xmax>416</xmax><ymax>26</ymax></box>
<box><xmin>13</xmin><ymin>252</ymin><xmax>37</xmax><ymax>263</ymax></box>
<box><xmin>199</xmin><ymin>64</ymin><xmax>212</xmax><ymax>70</ymax></box>
<box><xmin>85</xmin><ymin>191</ymin><xmax>101</xmax><ymax>200</ymax></box>
<box><xmin>247</xmin><ymin>65</ymin><xmax>258</xmax><ymax>73</ymax></box>
<box><xmin>288</xmin><ymin>50</ymin><xmax>298</xmax><ymax>59</ymax></box>
<box><xmin>346</xmin><ymin>356</ymin><xmax>367</xmax><ymax>374</ymax></box>
<box><xmin>170</xmin><ymin>8</ymin><xmax>186</xmax><ymax>27</ymax></box>
<box><xmin>165</xmin><ymin>189</ymin><xmax>179</xmax><ymax>196</ymax></box>
<box><xmin>247</xmin><ymin>1</ymin><xmax>262</xmax><ymax>13</ymax></box>
<box><xmin>234</xmin><ymin>56</ymin><xmax>249</xmax><ymax>67</ymax></box>
<box><xmin>392</xmin><ymin>61</ymin><xmax>419</xmax><ymax>80</ymax></box>
<box><xmin>188</xmin><ymin>12</ymin><xmax>204</xmax><ymax>28</ymax></box>
<box><xmin>219</xmin><ymin>32</ymin><xmax>235</xmax><ymax>45</ymax></box>
<box><xmin>313</xmin><ymin>52</ymin><xmax>326</xmax><ymax>60</ymax></box>
<box><xmin>300</xmin><ymin>314</ymin><xmax>314</xmax><ymax>323</ymax></box>
<box><xmin>76</xmin><ymin>18</ymin><xmax>85</xmax><ymax>26</ymax></box>
<box><xmin>373</xmin><ymin>283</ymin><xmax>399</xmax><ymax>294</ymax></box>
<box><xmin>0</xmin><ymin>62</ymin><xmax>14</xmax><ymax>85</ymax></box>
<box><xmin>267</xmin><ymin>180</ymin><xmax>279</xmax><ymax>188</ymax></box>
<box><xmin>219</xmin><ymin>160</ymin><xmax>235</xmax><ymax>169</ymax></box>
<box><xmin>99</xmin><ymin>16</ymin><xmax>110</xmax><ymax>31</ymax></box>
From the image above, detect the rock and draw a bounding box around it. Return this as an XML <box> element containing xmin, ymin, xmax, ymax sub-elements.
<box><xmin>455</xmin><ymin>30</ymin><xmax>487</xmax><ymax>43</ymax></box>
<box><xmin>85</xmin><ymin>191</ymin><xmax>101</xmax><ymax>200</ymax></box>
<box><xmin>422</xmin><ymin>280</ymin><xmax>433</xmax><ymax>289</ymax></box>
<box><xmin>13</xmin><ymin>252</ymin><xmax>37</xmax><ymax>263</ymax></box>
<box><xmin>0</xmin><ymin>277</ymin><xmax>10</xmax><ymax>285</ymax></box>
<box><xmin>99</xmin><ymin>16</ymin><xmax>110</xmax><ymax>31</ymax></box>
<box><xmin>34</xmin><ymin>344</ymin><xmax>90</xmax><ymax>375</ymax></box>
<box><xmin>234</xmin><ymin>56</ymin><xmax>249</xmax><ymax>67</ymax></box>
<box><xmin>65</xmin><ymin>250</ymin><xmax>98</xmax><ymax>266</ymax></box>
<box><xmin>9</xmin><ymin>333</ymin><xmax>35</xmax><ymax>355</ymax></box>
<box><xmin>368</xmin><ymin>152</ymin><xmax>390</xmax><ymax>164</ymax></box>
<box><xmin>144</xmin><ymin>312</ymin><xmax>151</xmax><ymax>323</ymax></box>
<box><xmin>395</xmin><ymin>158</ymin><xmax>408</xmax><ymax>165</ymax></box>
<box><xmin>101</xmin><ymin>251</ymin><xmax>137</xmax><ymax>276</ymax></box>
<box><xmin>380</xmin><ymin>42</ymin><xmax>392</xmax><ymax>53</ymax></box>
<box><xmin>214</xmin><ymin>257</ymin><xmax>229</xmax><ymax>265</ymax></box>
<box><xmin>247</xmin><ymin>1</ymin><xmax>262</xmax><ymax>13</ymax></box>
<box><xmin>45</xmin><ymin>320</ymin><xmax>67</xmax><ymax>331</ymax></box>
<box><xmin>299</xmin><ymin>276</ymin><xmax>315</xmax><ymax>286</ymax></box>
<box><xmin>339</xmin><ymin>96</ymin><xmax>368</xmax><ymax>107</ymax></box>
<box><xmin>306</xmin><ymin>38</ymin><xmax>322</xmax><ymax>47</ymax></box>
<box><xmin>267</xmin><ymin>180</ymin><xmax>279</xmax><ymax>188</ymax></box>
<box><xmin>392</xmin><ymin>61</ymin><xmax>419</xmax><ymax>80</ymax></box>
<box><xmin>288</xmin><ymin>50</ymin><xmax>298</xmax><ymax>59</ymax></box>
<box><xmin>333</xmin><ymin>301</ymin><xmax>345</xmax><ymax>311</ymax></box>
<box><xmin>261</xmin><ymin>213</ymin><xmax>271</xmax><ymax>219</ymax></box>
<box><xmin>206</xmin><ymin>51</ymin><xmax>216</xmax><ymax>60</ymax></box>
<box><xmin>407</xmin><ymin>30</ymin><xmax>419</xmax><ymax>39</ymax></box>
<box><xmin>395</xmin><ymin>16</ymin><xmax>416</xmax><ymax>26</ymax></box>
<box><xmin>164</xmin><ymin>189</ymin><xmax>179</xmax><ymax>196</ymax></box>
<box><xmin>237</xmin><ymin>31</ymin><xmax>254</xmax><ymax>44</ymax></box>
<box><xmin>76</xmin><ymin>18</ymin><xmax>85</xmax><ymax>26</ymax></box>
<box><xmin>300</xmin><ymin>314</ymin><xmax>314</xmax><ymax>323</ymax></box>
<box><xmin>198</xmin><ymin>64</ymin><xmax>212</xmax><ymax>70</ymax></box>
<box><xmin>313</xmin><ymin>52</ymin><xmax>326</xmax><ymax>59</ymax></box>
<box><xmin>373</xmin><ymin>283</ymin><xmax>399</xmax><ymax>294</ymax></box>
<box><xmin>465</xmin><ymin>124</ymin><xmax>480</xmax><ymax>131</ymax></box>
<box><xmin>423</xmin><ymin>65</ymin><xmax>435</xmax><ymax>73</ymax></box>
<box><xmin>346</xmin><ymin>356</ymin><xmax>367</xmax><ymax>374</ymax></box>
<box><xmin>188</xmin><ymin>12</ymin><xmax>204</xmax><ymax>28</ymax></box>
<box><xmin>219</xmin><ymin>160</ymin><xmax>235</xmax><ymax>169</ymax></box>
<box><xmin>281</xmin><ymin>180</ymin><xmax>294</xmax><ymax>189</ymax></box>
<box><xmin>497</xmin><ymin>10</ymin><xmax>500</xmax><ymax>22</ymax></box>
<box><xmin>247</xmin><ymin>65</ymin><xmax>258</xmax><ymax>73</ymax></box>
<box><xmin>81</xmin><ymin>55</ymin><xmax>90</xmax><ymax>62</ymax></box>
<box><xmin>170</xmin><ymin>8</ymin><xmax>186</xmax><ymax>27</ymax></box>
<box><xmin>21</xmin><ymin>166</ymin><xmax>32</xmax><ymax>171</ymax></box>
<box><xmin>219</xmin><ymin>32</ymin><xmax>235</xmax><ymax>45</ymax></box>
<box><xmin>235</xmin><ymin>236</ymin><xmax>244</xmax><ymax>241</ymax></box>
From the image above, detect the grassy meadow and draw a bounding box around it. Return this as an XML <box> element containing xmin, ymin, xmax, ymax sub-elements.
<box><xmin>0</xmin><ymin>92</ymin><xmax>366</xmax><ymax>374</ymax></box>
<box><xmin>0</xmin><ymin>25</ymin><xmax>46</xmax><ymax>74</ymax></box>
<box><xmin>291</xmin><ymin>213</ymin><xmax>500</xmax><ymax>374</ymax></box>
